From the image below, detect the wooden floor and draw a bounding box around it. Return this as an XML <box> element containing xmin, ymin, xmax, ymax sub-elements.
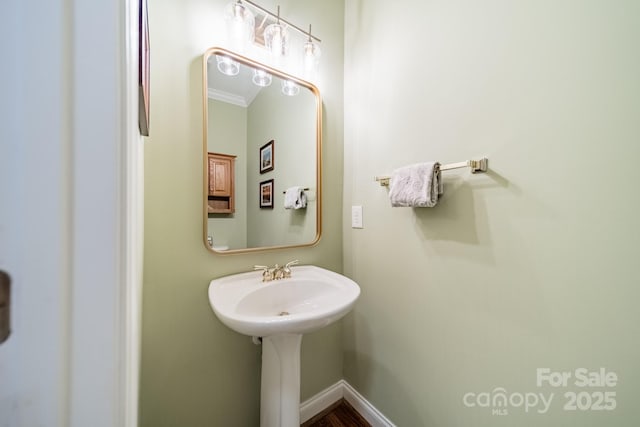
<box><xmin>301</xmin><ymin>399</ymin><xmax>371</xmax><ymax>427</ymax></box>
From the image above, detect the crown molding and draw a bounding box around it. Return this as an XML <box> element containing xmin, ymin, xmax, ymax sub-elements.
<box><xmin>207</xmin><ymin>88</ymin><xmax>248</xmax><ymax>108</ymax></box>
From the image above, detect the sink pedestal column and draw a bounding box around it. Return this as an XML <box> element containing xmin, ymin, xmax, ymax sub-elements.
<box><xmin>260</xmin><ymin>333</ymin><xmax>303</xmax><ymax>427</ymax></box>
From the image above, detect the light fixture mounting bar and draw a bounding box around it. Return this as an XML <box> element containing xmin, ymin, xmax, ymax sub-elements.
<box><xmin>242</xmin><ymin>0</ymin><xmax>322</xmax><ymax>43</ymax></box>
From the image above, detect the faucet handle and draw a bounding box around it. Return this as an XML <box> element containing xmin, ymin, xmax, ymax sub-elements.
<box><xmin>283</xmin><ymin>260</ymin><xmax>299</xmax><ymax>278</ymax></box>
<box><xmin>254</xmin><ymin>265</ymin><xmax>273</xmax><ymax>282</ymax></box>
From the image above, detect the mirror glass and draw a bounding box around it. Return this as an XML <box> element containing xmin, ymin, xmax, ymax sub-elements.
<box><xmin>203</xmin><ymin>48</ymin><xmax>321</xmax><ymax>253</ymax></box>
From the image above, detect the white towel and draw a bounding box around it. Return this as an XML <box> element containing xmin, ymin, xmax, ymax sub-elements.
<box><xmin>284</xmin><ymin>186</ymin><xmax>307</xmax><ymax>209</ymax></box>
<box><xmin>388</xmin><ymin>162</ymin><xmax>442</xmax><ymax>207</ymax></box>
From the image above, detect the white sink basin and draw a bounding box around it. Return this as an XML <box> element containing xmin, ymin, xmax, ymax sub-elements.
<box><xmin>208</xmin><ymin>265</ymin><xmax>360</xmax><ymax>426</ymax></box>
<box><xmin>208</xmin><ymin>265</ymin><xmax>360</xmax><ymax>337</ymax></box>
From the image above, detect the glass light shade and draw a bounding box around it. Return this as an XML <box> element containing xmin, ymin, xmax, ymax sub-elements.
<box><xmin>252</xmin><ymin>69</ymin><xmax>272</xmax><ymax>87</ymax></box>
<box><xmin>281</xmin><ymin>80</ymin><xmax>300</xmax><ymax>96</ymax></box>
<box><xmin>264</xmin><ymin>23</ymin><xmax>289</xmax><ymax>58</ymax></box>
<box><xmin>224</xmin><ymin>1</ymin><xmax>255</xmax><ymax>52</ymax></box>
<box><xmin>303</xmin><ymin>39</ymin><xmax>321</xmax><ymax>80</ymax></box>
<box><xmin>216</xmin><ymin>56</ymin><xmax>240</xmax><ymax>76</ymax></box>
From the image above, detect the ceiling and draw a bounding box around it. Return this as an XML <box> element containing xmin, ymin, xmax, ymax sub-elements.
<box><xmin>207</xmin><ymin>54</ymin><xmax>263</xmax><ymax>107</ymax></box>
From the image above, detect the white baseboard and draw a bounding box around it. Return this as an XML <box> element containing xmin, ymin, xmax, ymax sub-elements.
<box><xmin>299</xmin><ymin>380</ymin><xmax>396</xmax><ymax>426</ymax></box>
<box><xmin>299</xmin><ymin>380</ymin><xmax>345</xmax><ymax>423</ymax></box>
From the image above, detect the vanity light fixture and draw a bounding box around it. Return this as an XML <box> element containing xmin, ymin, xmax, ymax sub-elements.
<box><xmin>281</xmin><ymin>79</ymin><xmax>300</xmax><ymax>96</ymax></box>
<box><xmin>224</xmin><ymin>1</ymin><xmax>323</xmax><ymax>80</ymax></box>
<box><xmin>223</xmin><ymin>0</ymin><xmax>255</xmax><ymax>53</ymax></box>
<box><xmin>252</xmin><ymin>68</ymin><xmax>272</xmax><ymax>87</ymax></box>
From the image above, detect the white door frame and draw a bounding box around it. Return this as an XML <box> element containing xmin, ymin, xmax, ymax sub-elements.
<box><xmin>0</xmin><ymin>0</ymin><xmax>142</xmax><ymax>425</ymax></box>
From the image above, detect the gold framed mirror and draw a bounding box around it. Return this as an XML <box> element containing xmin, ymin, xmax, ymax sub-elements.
<box><xmin>203</xmin><ymin>47</ymin><xmax>322</xmax><ymax>254</ymax></box>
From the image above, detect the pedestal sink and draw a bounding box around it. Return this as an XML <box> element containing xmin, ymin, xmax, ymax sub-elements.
<box><xmin>208</xmin><ymin>265</ymin><xmax>360</xmax><ymax>427</ymax></box>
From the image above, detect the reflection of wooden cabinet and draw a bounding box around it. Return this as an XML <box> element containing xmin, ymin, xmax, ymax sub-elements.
<box><xmin>207</xmin><ymin>152</ymin><xmax>236</xmax><ymax>214</ymax></box>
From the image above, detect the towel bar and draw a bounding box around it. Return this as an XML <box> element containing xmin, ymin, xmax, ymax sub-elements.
<box><xmin>374</xmin><ymin>158</ymin><xmax>488</xmax><ymax>186</ymax></box>
<box><xmin>282</xmin><ymin>187</ymin><xmax>310</xmax><ymax>194</ymax></box>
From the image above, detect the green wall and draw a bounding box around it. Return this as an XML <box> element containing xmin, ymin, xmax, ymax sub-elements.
<box><xmin>143</xmin><ymin>0</ymin><xmax>640</xmax><ymax>425</ymax></box>
<box><xmin>140</xmin><ymin>0</ymin><xmax>345</xmax><ymax>425</ymax></box>
<box><xmin>207</xmin><ymin>83</ymin><xmax>317</xmax><ymax>251</ymax></box>
<box><xmin>343</xmin><ymin>0</ymin><xmax>640</xmax><ymax>426</ymax></box>
<box><xmin>207</xmin><ymin>98</ymin><xmax>248</xmax><ymax>250</ymax></box>
<box><xmin>247</xmin><ymin>81</ymin><xmax>318</xmax><ymax>248</ymax></box>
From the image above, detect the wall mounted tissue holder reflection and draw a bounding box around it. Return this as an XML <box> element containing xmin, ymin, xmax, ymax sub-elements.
<box><xmin>374</xmin><ymin>157</ymin><xmax>488</xmax><ymax>186</ymax></box>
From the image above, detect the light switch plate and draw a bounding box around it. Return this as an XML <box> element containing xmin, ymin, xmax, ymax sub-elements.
<box><xmin>351</xmin><ymin>205</ymin><xmax>363</xmax><ymax>229</ymax></box>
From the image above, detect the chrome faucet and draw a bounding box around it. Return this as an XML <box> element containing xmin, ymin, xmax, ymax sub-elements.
<box><xmin>253</xmin><ymin>260</ymin><xmax>299</xmax><ymax>282</ymax></box>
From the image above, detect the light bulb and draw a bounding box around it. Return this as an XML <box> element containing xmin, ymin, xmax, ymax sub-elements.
<box><xmin>281</xmin><ymin>80</ymin><xmax>299</xmax><ymax>96</ymax></box>
<box><xmin>302</xmin><ymin>25</ymin><xmax>321</xmax><ymax>80</ymax></box>
<box><xmin>264</xmin><ymin>23</ymin><xmax>289</xmax><ymax>59</ymax></box>
<box><xmin>303</xmin><ymin>39</ymin><xmax>321</xmax><ymax>80</ymax></box>
<box><xmin>252</xmin><ymin>69</ymin><xmax>272</xmax><ymax>87</ymax></box>
<box><xmin>223</xmin><ymin>1</ymin><xmax>255</xmax><ymax>52</ymax></box>
<box><xmin>216</xmin><ymin>55</ymin><xmax>240</xmax><ymax>76</ymax></box>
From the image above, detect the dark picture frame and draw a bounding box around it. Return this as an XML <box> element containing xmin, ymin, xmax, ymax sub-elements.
<box><xmin>259</xmin><ymin>140</ymin><xmax>274</xmax><ymax>174</ymax></box>
<box><xmin>259</xmin><ymin>179</ymin><xmax>274</xmax><ymax>209</ymax></box>
<box><xmin>138</xmin><ymin>0</ymin><xmax>150</xmax><ymax>136</ymax></box>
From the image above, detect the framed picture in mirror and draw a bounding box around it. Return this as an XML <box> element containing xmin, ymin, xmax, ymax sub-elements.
<box><xmin>259</xmin><ymin>179</ymin><xmax>274</xmax><ymax>209</ymax></box>
<box><xmin>260</xmin><ymin>140</ymin><xmax>274</xmax><ymax>174</ymax></box>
